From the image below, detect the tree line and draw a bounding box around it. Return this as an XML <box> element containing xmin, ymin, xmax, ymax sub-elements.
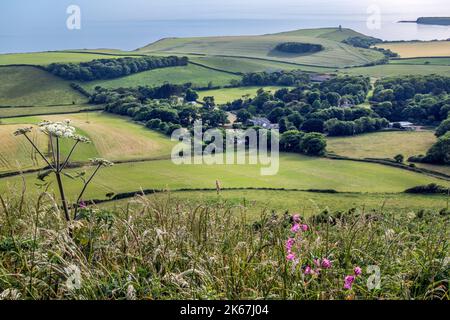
<box><xmin>47</xmin><ymin>55</ymin><xmax>188</xmax><ymax>81</ymax></box>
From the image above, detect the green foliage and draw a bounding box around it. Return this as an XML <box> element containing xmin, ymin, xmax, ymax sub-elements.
<box><xmin>275</xmin><ymin>42</ymin><xmax>324</xmax><ymax>54</ymax></box>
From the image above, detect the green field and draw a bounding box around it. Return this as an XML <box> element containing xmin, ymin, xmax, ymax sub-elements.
<box><xmin>0</xmin><ymin>104</ymin><xmax>102</xmax><ymax>118</ymax></box>
<box><xmin>80</xmin><ymin>63</ymin><xmax>241</xmax><ymax>92</ymax></box>
<box><xmin>139</xmin><ymin>28</ymin><xmax>385</xmax><ymax>68</ymax></box>
<box><xmin>341</xmin><ymin>64</ymin><xmax>450</xmax><ymax>77</ymax></box>
<box><xmin>327</xmin><ymin>131</ymin><xmax>436</xmax><ymax>160</ymax></box>
<box><xmin>0</xmin><ymin>66</ymin><xmax>88</xmax><ymax>107</ymax></box>
<box><xmin>0</xmin><ymin>112</ymin><xmax>175</xmax><ymax>173</ymax></box>
<box><xmin>376</xmin><ymin>41</ymin><xmax>450</xmax><ymax>58</ymax></box>
<box><xmin>0</xmin><ymin>153</ymin><xmax>446</xmax><ymax>201</ymax></box>
<box><xmin>0</xmin><ymin>51</ymin><xmax>137</xmax><ymax>66</ymax></box>
<box><xmin>390</xmin><ymin>57</ymin><xmax>450</xmax><ymax>65</ymax></box>
<box><xmin>198</xmin><ymin>86</ymin><xmax>289</xmax><ymax>104</ymax></box>
<box><xmin>110</xmin><ymin>189</ymin><xmax>450</xmax><ymax>218</ymax></box>
<box><xmin>190</xmin><ymin>56</ymin><xmax>333</xmax><ymax>73</ymax></box>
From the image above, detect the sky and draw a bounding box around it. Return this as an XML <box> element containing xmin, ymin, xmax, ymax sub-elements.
<box><xmin>1</xmin><ymin>0</ymin><xmax>450</xmax><ymax>24</ymax></box>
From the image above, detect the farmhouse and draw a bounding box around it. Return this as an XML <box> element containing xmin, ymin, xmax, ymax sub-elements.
<box><xmin>249</xmin><ymin>117</ymin><xmax>279</xmax><ymax>129</ymax></box>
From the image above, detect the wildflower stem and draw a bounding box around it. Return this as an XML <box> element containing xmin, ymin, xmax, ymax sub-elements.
<box><xmin>55</xmin><ymin>138</ymin><xmax>70</xmax><ymax>222</ymax></box>
<box><xmin>73</xmin><ymin>164</ymin><xmax>102</xmax><ymax>220</ymax></box>
<box><xmin>23</xmin><ymin>134</ymin><xmax>54</xmax><ymax>170</ymax></box>
<box><xmin>60</xmin><ymin>140</ymin><xmax>79</xmax><ymax>171</ymax></box>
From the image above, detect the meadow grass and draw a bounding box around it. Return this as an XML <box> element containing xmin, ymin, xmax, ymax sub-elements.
<box><xmin>0</xmin><ymin>66</ymin><xmax>87</xmax><ymax>107</ymax></box>
<box><xmin>0</xmin><ymin>189</ymin><xmax>447</xmax><ymax>300</ymax></box>
<box><xmin>327</xmin><ymin>130</ymin><xmax>436</xmax><ymax>160</ymax></box>
<box><xmin>0</xmin><ymin>51</ymin><xmax>136</xmax><ymax>66</ymax></box>
<box><xmin>198</xmin><ymin>86</ymin><xmax>290</xmax><ymax>104</ymax></box>
<box><xmin>0</xmin><ymin>153</ymin><xmax>446</xmax><ymax>201</ymax></box>
<box><xmin>80</xmin><ymin>64</ymin><xmax>241</xmax><ymax>92</ymax></box>
<box><xmin>139</xmin><ymin>28</ymin><xmax>385</xmax><ymax>68</ymax></box>
<box><xmin>376</xmin><ymin>41</ymin><xmax>450</xmax><ymax>58</ymax></box>
<box><xmin>0</xmin><ymin>105</ymin><xmax>102</xmax><ymax>118</ymax></box>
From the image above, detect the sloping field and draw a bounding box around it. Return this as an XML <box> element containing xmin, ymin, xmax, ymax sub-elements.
<box><xmin>377</xmin><ymin>41</ymin><xmax>450</xmax><ymax>58</ymax></box>
<box><xmin>0</xmin><ymin>104</ymin><xmax>102</xmax><ymax>118</ymax></box>
<box><xmin>139</xmin><ymin>28</ymin><xmax>384</xmax><ymax>68</ymax></box>
<box><xmin>341</xmin><ymin>64</ymin><xmax>450</xmax><ymax>77</ymax></box>
<box><xmin>327</xmin><ymin>131</ymin><xmax>436</xmax><ymax>160</ymax></box>
<box><xmin>0</xmin><ymin>112</ymin><xmax>175</xmax><ymax>173</ymax></box>
<box><xmin>0</xmin><ymin>66</ymin><xmax>87</xmax><ymax>107</ymax></box>
<box><xmin>80</xmin><ymin>64</ymin><xmax>241</xmax><ymax>92</ymax></box>
<box><xmin>0</xmin><ymin>51</ymin><xmax>137</xmax><ymax>66</ymax></box>
<box><xmin>0</xmin><ymin>153</ymin><xmax>445</xmax><ymax>200</ymax></box>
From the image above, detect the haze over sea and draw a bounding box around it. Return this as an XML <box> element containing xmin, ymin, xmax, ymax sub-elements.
<box><xmin>1</xmin><ymin>0</ymin><xmax>449</xmax><ymax>54</ymax></box>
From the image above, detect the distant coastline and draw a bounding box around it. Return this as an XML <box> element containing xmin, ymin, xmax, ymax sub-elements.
<box><xmin>399</xmin><ymin>17</ymin><xmax>450</xmax><ymax>26</ymax></box>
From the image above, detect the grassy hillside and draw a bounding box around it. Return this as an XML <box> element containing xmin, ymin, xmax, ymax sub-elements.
<box><xmin>0</xmin><ymin>51</ymin><xmax>138</xmax><ymax>66</ymax></box>
<box><xmin>139</xmin><ymin>28</ymin><xmax>385</xmax><ymax>68</ymax></box>
<box><xmin>0</xmin><ymin>104</ymin><xmax>102</xmax><ymax>118</ymax></box>
<box><xmin>376</xmin><ymin>41</ymin><xmax>450</xmax><ymax>58</ymax></box>
<box><xmin>0</xmin><ymin>153</ymin><xmax>446</xmax><ymax>200</ymax></box>
<box><xmin>80</xmin><ymin>64</ymin><xmax>241</xmax><ymax>92</ymax></box>
<box><xmin>0</xmin><ymin>66</ymin><xmax>88</xmax><ymax>107</ymax></box>
<box><xmin>390</xmin><ymin>57</ymin><xmax>450</xmax><ymax>65</ymax></box>
<box><xmin>327</xmin><ymin>131</ymin><xmax>436</xmax><ymax>160</ymax></box>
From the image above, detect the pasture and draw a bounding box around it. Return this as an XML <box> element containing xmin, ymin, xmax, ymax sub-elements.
<box><xmin>79</xmin><ymin>64</ymin><xmax>241</xmax><ymax>92</ymax></box>
<box><xmin>139</xmin><ymin>28</ymin><xmax>385</xmax><ymax>68</ymax></box>
<box><xmin>198</xmin><ymin>86</ymin><xmax>289</xmax><ymax>104</ymax></box>
<box><xmin>327</xmin><ymin>130</ymin><xmax>436</xmax><ymax>160</ymax></box>
<box><xmin>376</xmin><ymin>41</ymin><xmax>450</xmax><ymax>58</ymax></box>
<box><xmin>0</xmin><ymin>153</ymin><xmax>446</xmax><ymax>201</ymax></box>
<box><xmin>0</xmin><ymin>66</ymin><xmax>87</xmax><ymax>107</ymax></box>
<box><xmin>341</xmin><ymin>64</ymin><xmax>450</xmax><ymax>77</ymax></box>
<box><xmin>390</xmin><ymin>57</ymin><xmax>450</xmax><ymax>65</ymax></box>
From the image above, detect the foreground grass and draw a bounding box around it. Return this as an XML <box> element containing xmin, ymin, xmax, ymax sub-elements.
<box><xmin>0</xmin><ymin>191</ymin><xmax>448</xmax><ymax>300</ymax></box>
<box><xmin>108</xmin><ymin>190</ymin><xmax>450</xmax><ymax>220</ymax></box>
<box><xmin>0</xmin><ymin>153</ymin><xmax>447</xmax><ymax>200</ymax></box>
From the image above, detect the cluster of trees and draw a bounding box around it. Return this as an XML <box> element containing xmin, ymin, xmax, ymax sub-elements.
<box><xmin>279</xmin><ymin>130</ymin><xmax>327</xmax><ymax>156</ymax></box>
<box><xmin>91</xmin><ymin>85</ymin><xmax>227</xmax><ymax>136</ymax></box>
<box><xmin>325</xmin><ymin>117</ymin><xmax>389</xmax><ymax>136</ymax></box>
<box><xmin>241</xmin><ymin>70</ymin><xmax>310</xmax><ymax>87</ymax></box>
<box><xmin>228</xmin><ymin>75</ymin><xmax>386</xmax><ymax>136</ymax></box>
<box><xmin>342</xmin><ymin>36</ymin><xmax>382</xmax><ymax>49</ymax></box>
<box><xmin>275</xmin><ymin>42</ymin><xmax>323</xmax><ymax>54</ymax></box>
<box><xmin>371</xmin><ymin>75</ymin><xmax>450</xmax><ymax>123</ymax></box>
<box><xmin>47</xmin><ymin>56</ymin><xmax>188</xmax><ymax>81</ymax></box>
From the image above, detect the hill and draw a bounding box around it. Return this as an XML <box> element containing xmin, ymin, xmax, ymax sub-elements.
<box><xmin>138</xmin><ymin>28</ymin><xmax>385</xmax><ymax>68</ymax></box>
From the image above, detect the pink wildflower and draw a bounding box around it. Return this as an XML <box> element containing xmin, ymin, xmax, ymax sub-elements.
<box><xmin>301</xmin><ymin>224</ymin><xmax>308</xmax><ymax>232</ymax></box>
<box><xmin>313</xmin><ymin>258</ymin><xmax>321</xmax><ymax>267</ymax></box>
<box><xmin>304</xmin><ymin>266</ymin><xmax>312</xmax><ymax>275</ymax></box>
<box><xmin>321</xmin><ymin>258</ymin><xmax>332</xmax><ymax>269</ymax></box>
<box><xmin>354</xmin><ymin>266</ymin><xmax>362</xmax><ymax>276</ymax></box>
<box><xmin>286</xmin><ymin>253</ymin><xmax>296</xmax><ymax>261</ymax></box>
<box><xmin>79</xmin><ymin>200</ymin><xmax>86</xmax><ymax>209</ymax></box>
<box><xmin>285</xmin><ymin>238</ymin><xmax>295</xmax><ymax>252</ymax></box>
<box><xmin>344</xmin><ymin>275</ymin><xmax>355</xmax><ymax>290</ymax></box>
<box><xmin>291</xmin><ymin>224</ymin><xmax>301</xmax><ymax>233</ymax></box>
<box><xmin>292</xmin><ymin>214</ymin><xmax>301</xmax><ymax>223</ymax></box>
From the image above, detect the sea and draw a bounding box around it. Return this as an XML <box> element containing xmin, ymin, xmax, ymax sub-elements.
<box><xmin>1</xmin><ymin>2</ymin><xmax>450</xmax><ymax>54</ymax></box>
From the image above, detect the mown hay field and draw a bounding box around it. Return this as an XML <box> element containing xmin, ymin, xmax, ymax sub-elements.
<box><xmin>377</xmin><ymin>41</ymin><xmax>450</xmax><ymax>58</ymax></box>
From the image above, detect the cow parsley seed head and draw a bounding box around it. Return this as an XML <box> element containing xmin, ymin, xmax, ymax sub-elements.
<box><xmin>39</xmin><ymin>120</ymin><xmax>76</xmax><ymax>138</ymax></box>
<box><xmin>13</xmin><ymin>127</ymin><xmax>33</xmax><ymax>136</ymax></box>
<box><xmin>72</xmin><ymin>134</ymin><xmax>91</xmax><ymax>144</ymax></box>
<box><xmin>90</xmin><ymin>158</ymin><xmax>114</xmax><ymax>167</ymax></box>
